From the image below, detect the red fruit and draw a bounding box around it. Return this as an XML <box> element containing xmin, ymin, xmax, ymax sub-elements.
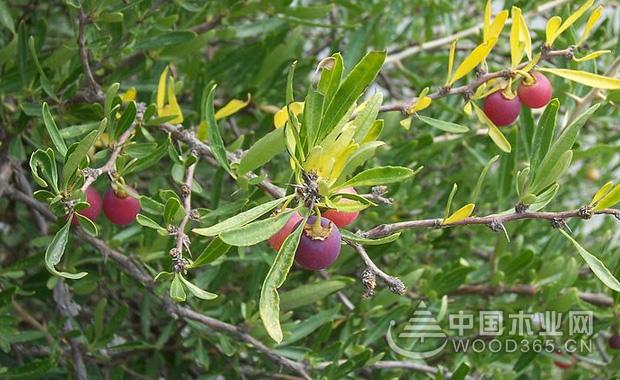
<box><xmin>483</xmin><ymin>91</ymin><xmax>521</xmax><ymax>126</ymax></box>
<box><xmin>103</xmin><ymin>188</ymin><xmax>141</xmax><ymax>225</ymax></box>
<box><xmin>518</xmin><ymin>71</ymin><xmax>552</xmax><ymax>109</ymax></box>
<box><xmin>323</xmin><ymin>187</ymin><xmax>359</xmax><ymax>227</ymax></box>
<box><xmin>294</xmin><ymin>216</ymin><xmax>341</xmax><ymax>270</ymax></box>
<box><xmin>71</xmin><ymin>186</ymin><xmax>102</xmax><ymax>225</ymax></box>
<box><xmin>553</xmin><ymin>352</ymin><xmax>574</xmax><ymax>369</ymax></box>
<box><xmin>609</xmin><ymin>334</ymin><xmax>620</xmax><ymax>349</ymax></box>
<box><xmin>268</xmin><ymin>209</ymin><xmax>303</xmax><ymax>251</ymax></box>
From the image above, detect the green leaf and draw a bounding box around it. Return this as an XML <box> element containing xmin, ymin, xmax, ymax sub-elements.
<box><xmin>281</xmin><ymin>307</ymin><xmax>340</xmax><ymax>345</ymax></box>
<box><xmin>0</xmin><ymin>1</ymin><xmax>15</xmax><ymax>34</ymax></box>
<box><xmin>531</xmin><ymin>104</ymin><xmax>599</xmax><ymax>193</ymax></box>
<box><xmin>163</xmin><ymin>197</ymin><xmax>183</xmax><ymax>225</ymax></box>
<box><xmin>416</xmin><ymin>114</ymin><xmax>469</xmax><ymax>133</ymax></box>
<box><xmin>487</xmin><ymin>123</ymin><xmax>511</xmax><ymax>153</ymax></box>
<box><xmin>121</xmin><ymin>143</ymin><xmax>167</xmax><ymax>175</ymax></box>
<box><xmin>352</xmin><ymin>93</ymin><xmax>383</xmax><ymax>142</ymax></box>
<box><xmin>28</xmin><ymin>37</ymin><xmax>55</xmax><ymax>99</ymax></box>
<box><xmin>75</xmin><ymin>213</ymin><xmax>98</xmax><ymax>236</ymax></box>
<box><xmin>62</xmin><ymin>120</ymin><xmax>104</xmax><ymax>185</ymax></box>
<box><xmin>530</xmin><ymin>150</ymin><xmax>573</xmax><ymax>194</ymax></box>
<box><xmin>301</xmin><ymin>88</ymin><xmax>324</xmax><ymax>150</ymax></box>
<box><xmin>444</xmin><ymin>183</ymin><xmax>458</xmax><ymax>219</ymax></box>
<box><xmin>593</xmin><ymin>183</ymin><xmax>620</xmax><ymax>211</ymax></box>
<box><xmin>170</xmin><ymin>274</ymin><xmax>186</xmax><ymax>302</ymax></box>
<box><xmin>260</xmin><ymin>218</ymin><xmax>306</xmax><ymax>343</ymax></box>
<box><xmin>560</xmin><ymin>230</ymin><xmax>620</xmax><ymax>292</ymax></box>
<box><xmin>237</xmin><ymin>128</ymin><xmax>285</xmax><ymax>176</ymax></box>
<box><xmin>340</xmin><ymin>230</ymin><xmax>401</xmax><ymax>245</ymax></box>
<box><xmin>190</xmin><ymin>238</ymin><xmax>231</xmax><ymax>268</ymax></box>
<box><xmin>115</xmin><ymin>101</ymin><xmax>136</xmax><ymax>140</ymax></box>
<box><xmin>529</xmin><ymin>183</ymin><xmax>559</xmax><ymax>211</ymax></box>
<box><xmin>280</xmin><ymin>280</ymin><xmax>349</xmax><ymax>310</ymax></box>
<box><xmin>104</xmin><ymin>83</ymin><xmax>120</xmax><ymax>117</ymax></box>
<box><xmin>337</xmin><ymin>166</ymin><xmax>415</xmax><ymax>189</ymax></box>
<box><xmin>317</xmin><ymin>53</ymin><xmax>343</xmax><ymax>108</ymax></box>
<box><xmin>204</xmin><ymin>84</ymin><xmax>233</xmax><ymax>176</ymax></box>
<box><xmin>220</xmin><ymin>210</ymin><xmax>296</xmax><ymax>246</ymax></box>
<box><xmin>134</xmin><ymin>31</ymin><xmax>196</xmax><ymax>51</ymax></box>
<box><xmin>333</xmin><ymin>141</ymin><xmax>385</xmax><ymax>186</ymax></box>
<box><xmin>41</xmin><ymin>102</ymin><xmax>67</xmax><ymax>157</ymax></box>
<box><xmin>45</xmin><ymin>219</ymin><xmax>87</xmax><ymax>280</ymax></box>
<box><xmin>193</xmin><ymin>196</ymin><xmax>291</xmax><ymax>237</ymax></box>
<box><xmin>530</xmin><ymin>98</ymin><xmax>559</xmax><ymax>177</ymax></box>
<box><xmin>29</xmin><ymin>149</ymin><xmax>58</xmax><ymax>192</ymax></box>
<box><xmin>136</xmin><ymin>214</ymin><xmax>167</xmax><ymax>235</ymax></box>
<box><xmin>317</xmin><ymin>51</ymin><xmax>386</xmax><ymax>143</ymax></box>
<box><xmin>179</xmin><ymin>275</ymin><xmax>218</xmax><ymax>300</ymax></box>
<box><xmin>470</xmin><ymin>155</ymin><xmax>499</xmax><ymax>204</ymax></box>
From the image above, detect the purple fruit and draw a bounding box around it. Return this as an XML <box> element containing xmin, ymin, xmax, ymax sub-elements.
<box><xmin>294</xmin><ymin>216</ymin><xmax>341</xmax><ymax>270</ymax></box>
<box><xmin>609</xmin><ymin>334</ymin><xmax>620</xmax><ymax>349</ymax></box>
<box><xmin>483</xmin><ymin>90</ymin><xmax>521</xmax><ymax>127</ymax></box>
<box><xmin>71</xmin><ymin>186</ymin><xmax>102</xmax><ymax>225</ymax></box>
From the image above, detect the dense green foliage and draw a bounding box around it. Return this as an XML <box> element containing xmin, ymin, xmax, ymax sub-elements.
<box><xmin>1</xmin><ymin>0</ymin><xmax>620</xmax><ymax>379</ymax></box>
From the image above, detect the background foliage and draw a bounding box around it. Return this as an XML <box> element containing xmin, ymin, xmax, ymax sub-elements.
<box><xmin>1</xmin><ymin>0</ymin><xmax>620</xmax><ymax>379</ymax></box>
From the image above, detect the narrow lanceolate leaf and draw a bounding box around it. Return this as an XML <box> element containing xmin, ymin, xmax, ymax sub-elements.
<box><xmin>531</xmin><ymin>104</ymin><xmax>599</xmax><ymax>193</ymax></box>
<box><xmin>510</xmin><ymin>7</ymin><xmax>526</xmax><ymax>67</ymax></box>
<box><xmin>445</xmin><ymin>39</ymin><xmax>457</xmax><ymax>85</ymax></box>
<box><xmin>416</xmin><ymin>115</ymin><xmax>468</xmax><ymax>133</ymax></box>
<box><xmin>179</xmin><ymin>275</ymin><xmax>218</xmax><ymax>300</ymax></box>
<box><xmin>530</xmin><ymin>150</ymin><xmax>573</xmax><ymax>194</ymax></box>
<box><xmin>340</xmin><ymin>230</ymin><xmax>401</xmax><ymax>245</ymax></box>
<box><xmin>42</xmin><ymin>103</ymin><xmax>67</xmax><ymax>157</ymax></box>
<box><xmin>593</xmin><ymin>183</ymin><xmax>620</xmax><ymax>211</ymax></box>
<box><xmin>538</xmin><ymin>68</ymin><xmax>620</xmax><ymax>90</ymax></box>
<box><xmin>204</xmin><ymin>84</ymin><xmax>233</xmax><ymax>176</ymax></box>
<box><xmin>220</xmin><ymin>210</ymin><xmax>296</xmax><ymax>246</ymax></box>
<box><xmin>260</xmin><ymin>219</ymin><xmax>306</xmax><ymax>343</ymax></box>
<box><xmin>238</xmin><ymin>128</ymin><xmax>286</xmax><ymax>176</ymax></box>
<box><xmin>529</xmin><ymin>183</ymin><xmax>559</xmax><ymax>211</ymax></box>
<box><xmin>190</xmin><ymin>238</ymin><xmax>231</xmax><ymax>268</ymax></box>
<box><xmin>214</xmin><ymin>95</ymin><xmax>251</xmax><ymax>120</ymax></box>
<box><xmin>573</xmin><ymin>50</ymin><xmax>611</xmax><ymax>62</ymax></box>
<box><xmin>590</xmin><ymin>181</ymin><xmax>613</xmax><ymax>207</ymax></box>
<box><xmin>442</xmin><ymin>203</ymin><xmax>475</xmax><ymax>225</ymax></box>
<box><xmin>337</xmin><ymin>166</ymin><xmax>415</xmax><ymax>189</ymax></box>
<box><xmin>317</xmin><ymin>51</ymin><xmax>386</xmax><ymax>143</ymax></box>
<box><xmin>473</xmin><ymin>103</ymin><xmax>511</xmax><ymax>153</ymax></box>
<box><xmin>530</xmin><ymin>99</ymin><xmax>559</xmax><ymax>178</ymax></box>
<box><xmin>280</xmin><ymin>280</ymin><xmax>349</xmax><ymax>310</ymax></box>
<box><xmin>352</xmin><ymin>93</ymin><xmax>383</xmax><ymax>143</ymax></box>
<box><xmin>470</xmin><ymin>155</ymin><xmax>499</xmax><ymax>204</ymax></box>
<box><xmin>578</xmin><ymin>5</ymin><xmax>603</xmax><ymax>46</ymax></box>
<box><xmin>560</xmin><ymin>230</ymin><xmax>620</xmax><ymax>292</ymax></box>
<box><xmin>62</xmin><ymin>121</ymin><xmax>103</xmax><ymax>185</ymax></box>
<box><xmin>170</xmin><ymin>274</ymin><xmax>187</xmax><ymax>302</ymax></box>
<box><xmin>545</xmin><ymin>16</ymin><xmax>562</xmax><ymax>46</ymax></box>
<box><xmin>192</xmin><ymin>196</ymin><xmax>292</xmax><ymax>237</ymax></box>
<box><xmin>45</xmin><ymin>219</ymin><xmax>87</xmax><ymax>280</ymax></box>
<box><xmin>554</xmin><ymin>0</ymin><xmax>595</xmax><ymax>41</ymax></box>
<box><xmin>448</xmin><ymin>38</ymin><xmax>496</xmax><ymax>85</ymax></box>
<box><xmin>317</xmin><ymin>53</ymin><xmax>343</xmax><ymax>107</ymax></box>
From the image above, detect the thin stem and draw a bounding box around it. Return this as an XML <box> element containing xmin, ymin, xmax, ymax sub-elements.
<box><xmin>347</xmin><ymin>241</ymin><xmax>405</xmax><ymax>295</ymax></box>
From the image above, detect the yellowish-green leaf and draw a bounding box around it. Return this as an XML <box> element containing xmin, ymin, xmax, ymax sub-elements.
<box><xmin>121</xmin><ymin>87</ymin><xmax>136</xmax><ymax>103</ymax></box>
<box><xmin>400</xmin><ymin>117</ymin><xmax>412</xmax><ymax>130</ymax></box>
<box><xmin>473</xmin><ymin>103</ymin><xmax>511</xmax><ymax>153</ymax></box>
<box><xmin>593</xmin><ymin>183</ymin><xmax>620</xmax><ymax>211</ymax></box>
<box><xmin>590</xmin><ymin>181</ymin><xmax>613</xmax><ymax>207</ymax></box>
<box><xmin>156</xmin><ymin>67</ymin><xmax>168</xmax><ymax>110</ymax></box>
<box><xmin>446</xmin><ymin>39</ymin><xmax>457</xmax><ymax>85</ymax></box>
<box><xmin>573</xmin><ymin>50</ymin><xmax>610</xmax><ymax>62</ymax></box>
<box><xmin>555</xmin><ymin>0</ymin><xmax>595</xmax><ymax>42</ymax></box>
<box><xmin>215</xmin><ymin>95</ymin><xmax>251</xmax><ymax>120</ymax></box>
<box><xmin>510</xmin><ymin>7</ymin><xmax>527</xmax><ymax>67</ymax></box>
<box><xmin>545</xmin><ymin>16</ymin><xmax>562</xmax><ymax>46</ymax></box>
<box><xmin>538</xmin><ymin>67</ymin><xmax>620</xmax><ymax>90</ymax></box>
<box><xmin>449</xmin><ymin>38</ymin><xmax>496</xmax><ymax>85</ymax></box>
<box><xmin>407</xmin><ymin>96</ymin><xmax>432</xmax><ymax>114</ymax></box>
<box><xmin>488</xmin><ymin>10</ymin><xmax>509</xmax><ymax>41</ymax></box>
<box><xmin>156</xmin><ymin>67</ymin><xmax>184</xmax><ymax>124</ymax></box>
<box><xmin>483</xmin><ymin>0</ymin><xmax>492</xmax><ymax>41</ymax></box>
<box><xmin>274</xmin><ymin>102</ymin><xmax>303</xmax><ymax>129</ymax></box>
<box><xmin>518</xmin><ymin>11</ymin><xmax>532</xmax><ymax>60</ymax></box>
<box><xmin>442</xmin><ymin>203</ymin><xmax>475</xmax><ymax>225</ymax></box>
<box><xmin>578</xmin><ymin>5</ymin><xmax>603</xmax><ymax>46</ymax></box>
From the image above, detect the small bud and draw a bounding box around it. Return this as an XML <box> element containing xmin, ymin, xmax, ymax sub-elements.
<box><xmin>578</xmin><ymin>206</ymin><xmax>592</xmax><ymax>220</ymax></box>
<box><xmin>550</xmin><ymin>218</ymin><xmax>566</xmax><ymax>229</ymax></box>
<box><xmin>488</xmin><ymin>220</ymin><xmax>504</xmax><ymax>232</ymax></box>
<box><xmin>515</xmin><ymin>202</ymin><xmax>528</xmax><ymax>214</ymax></box>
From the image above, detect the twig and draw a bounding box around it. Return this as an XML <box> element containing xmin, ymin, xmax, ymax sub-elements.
<box><xmin>53</xmin><ymin>280</ymin><xmax>87</xmax><ymax>380</ymax></box>
<box><xmin>379</xmin><ymin>48</ymin><xmax>574</xmax><ymax>114</ymax></box>
<box><xmin>346</xmin><ymin>241</ymin><xmax>405</xmax><ymax>295</ymax></box>
<box><xmin>5</xmin><ymin>186</ymin><xmax>311</xmax><ymax>380</ymax></box>
<box><xmin>363</xmin><ymin>207</ymin><xmax>620</xmax><ymax>239</ymax></box>
<box><xmin>77</xmin><ymin>8</ymin><xmax>103</xmax><ymax>101</ymax></box>
<box><xmin>170</xmin><ymin>161</ymin><xmax>197</xmax><ymax>273</ymax></box>
<box><xmin>385</xmin><ymin>0</ymin><xmax>571</xmax><ymax>64</ymax></box>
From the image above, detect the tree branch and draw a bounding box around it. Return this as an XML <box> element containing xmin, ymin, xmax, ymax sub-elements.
<box><xmin>77</xmin><ymin>8</ymin><xmax>103</xmax><ymax>101</ymax></box>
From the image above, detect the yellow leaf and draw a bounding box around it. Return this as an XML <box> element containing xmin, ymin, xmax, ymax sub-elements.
<box><xmin>449</xmin><ymin>38</ymin><xmax>496</xmax><ymax>85</ymax></box>
<box><xmin>593</xmin><ymin>183</ymin><xmax>620</xmax><ymax>211</ymax></box>
<box><xmin>590</xmin><ymin>181</ymin><xmax>613</xmax><ymax>206</ymax></box>
<box><xmin>488</xmin><ymin>10</ymin><xmax>509</xmax><ymax>41</ymax></box>
<box><xmin>165</xmin><ymin>77</ymin><xmax>183</xmax><ymax>124</ymax></box>
<box><xmin>538</xmin><ymin>67</ymin><xmax>620</xmax><ymax>90</ymax></box>
<box><xmin>442</xmin><ymin>203</ymin><xmax>475</xmax><ymax>225</ymax></box>
<box><xmin>573</xmin><ymin>50</ymin><xmax>611</xmax><ymax>62</ymax></box>
<box><xmin>274</xmin><ymin>102</ymin><xmax>304</xmax><ymax>129</ymax></box>
<box><xmin>510</xmin><ymin>7</ymin><xmax>526</xmax><ymax>67</ymax></box>
<box><xmin>545</xmin><ymin>16</ymin><xmax>562</xmax><ymax>46</ymax></box>
<box><xmin>578</xmin><ymin>6</ymin><xmax>603</xmax><ymax>46</ymax></box>
<box><xmin>400</xmin><ymin>117</ymin><xmax>412</xmax><ymax>130</ymax></box>
<box><xmin>121</xmin><ymin>87</ymin><xmax>136</xmax><ymax>103</ymax></box>
<box><xmin>518</xmin><ymin>11</ymin><xmax>532</xmax><ymax>61</ymax></box>
<box><xmin>473</xmin><ymin>103</ymin><xmax>511</xmax><ymax>153</ymax></box>
<box><xmin>555</xmin><ymin>0</ymin><xmax>595</xmax><ymax>42</ymax></box>
<box><xmin>156</xmin><ymin>67</ymin><xmax>184</xmax><ymax>124</ymax></box>
<box><xmin>157</xmin><ymin>67</ymin><xmax>168</xmax><ymax>110</ymax></box>
<box><xmin>196</xmin><ymin>120</ymin><xmax>208</xmax><ymax>142</ymax></box>
<box><xmin>463</xmin><ymin>101</ymin><xmax>472</xmax><ymax>116</ymax></box>
<box><xmin>408</xmin><ymin>96</ymin><xmax>432</xmax><ymax>114</ymax></box>
<box><xmin>483</xmin><ymin>0</ymin><xmax>492</xmax><ymax>42</ymax></box>
<box><xmin>521</xmin><ymin>52</ymin><xmax>541</xmax><ymax>73</ymax></box>
<box><xmin>215</xmin><ymin>95</ymin><xmax>251</xmax><ymax>120</ymax></box>
<box><xmin>446</xmin><ymin>39</ymin><xmax>457</xmax><ymax>85</ymax></box>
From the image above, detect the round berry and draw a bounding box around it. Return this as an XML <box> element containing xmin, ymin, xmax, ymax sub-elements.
<box><xmin>323</xmin><ymin>187</ymin><xmax>359</xmax><ymax>227</ymax></box>
<box><xmin>294</xmin><ymin>216</ymin><xmax>341</xmax><ymax>270</ymax></box>
<box><xmin>71</xmin><ymin>186</ymin><xmax>102</xmax><ymax>225</ymax></box>
<box><xmin>103</xmin><ymin>188</ymin><xmax>141</xmax><ymax>225</ymax></box>
<box><xmin>268</xmin><ymin>209</ymin><xmax>303</xmax><ymax>251</ymax></box>
<box><xmin>609</xmin><ymin>334</ymin><xmax>620</xmax><ymax>350</ymax></box>
<box><xmin>518</xmin><ymin>71</ymin><xmax>552</xmax><ymax>109</ymax></box>
<box><xmin>553</xmin><ymin>352</ymin><xmax>574</xmax><ymax>370</ymax></box>
<box><xmin>483</xmin><ymin>91</ymin><xmax>521</xmax><ymax>126</ymax></box>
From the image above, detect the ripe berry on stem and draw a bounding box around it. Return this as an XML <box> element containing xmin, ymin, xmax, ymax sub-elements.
<box><xmin>552</xmin><ymin>352</ymin><xmax>574</xmax><ymax>370</ymax></box>
<box><xmin>322</xmin><ymin>187</ymin><xmax>359</xmax><ymax>227</ymax></box>
<box><xmin>609</xmin><ymin>333</ymin><xmax>620</xmax><ymax>349</ymax></box>
<box><xmin>268</xmin><ymin>209</ymin><xmax>302</xmax><ymax>251</ymax></box>
<box><xmin>518</xmin><ymin>71</ymin><xmax>552</xmax><ymax>109</ymax></box>
<box><xmin>71</xmin><ymin>186</ymin><xmax>102</xmax><ymax>225</ymax></box>
<box><xmin>294</xmin><ymin>216</ymin><xmax>341</xmax><ymax>270</ymax></box>
<box><xmin>483</xmin><ymin>90</ymin><xmax>521</xmax><ymax>126</ymax></box>
<box><xmin>103</xmin><ymin>187</ymin><xmax>141</xmax><ymax>225</ymax></box>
